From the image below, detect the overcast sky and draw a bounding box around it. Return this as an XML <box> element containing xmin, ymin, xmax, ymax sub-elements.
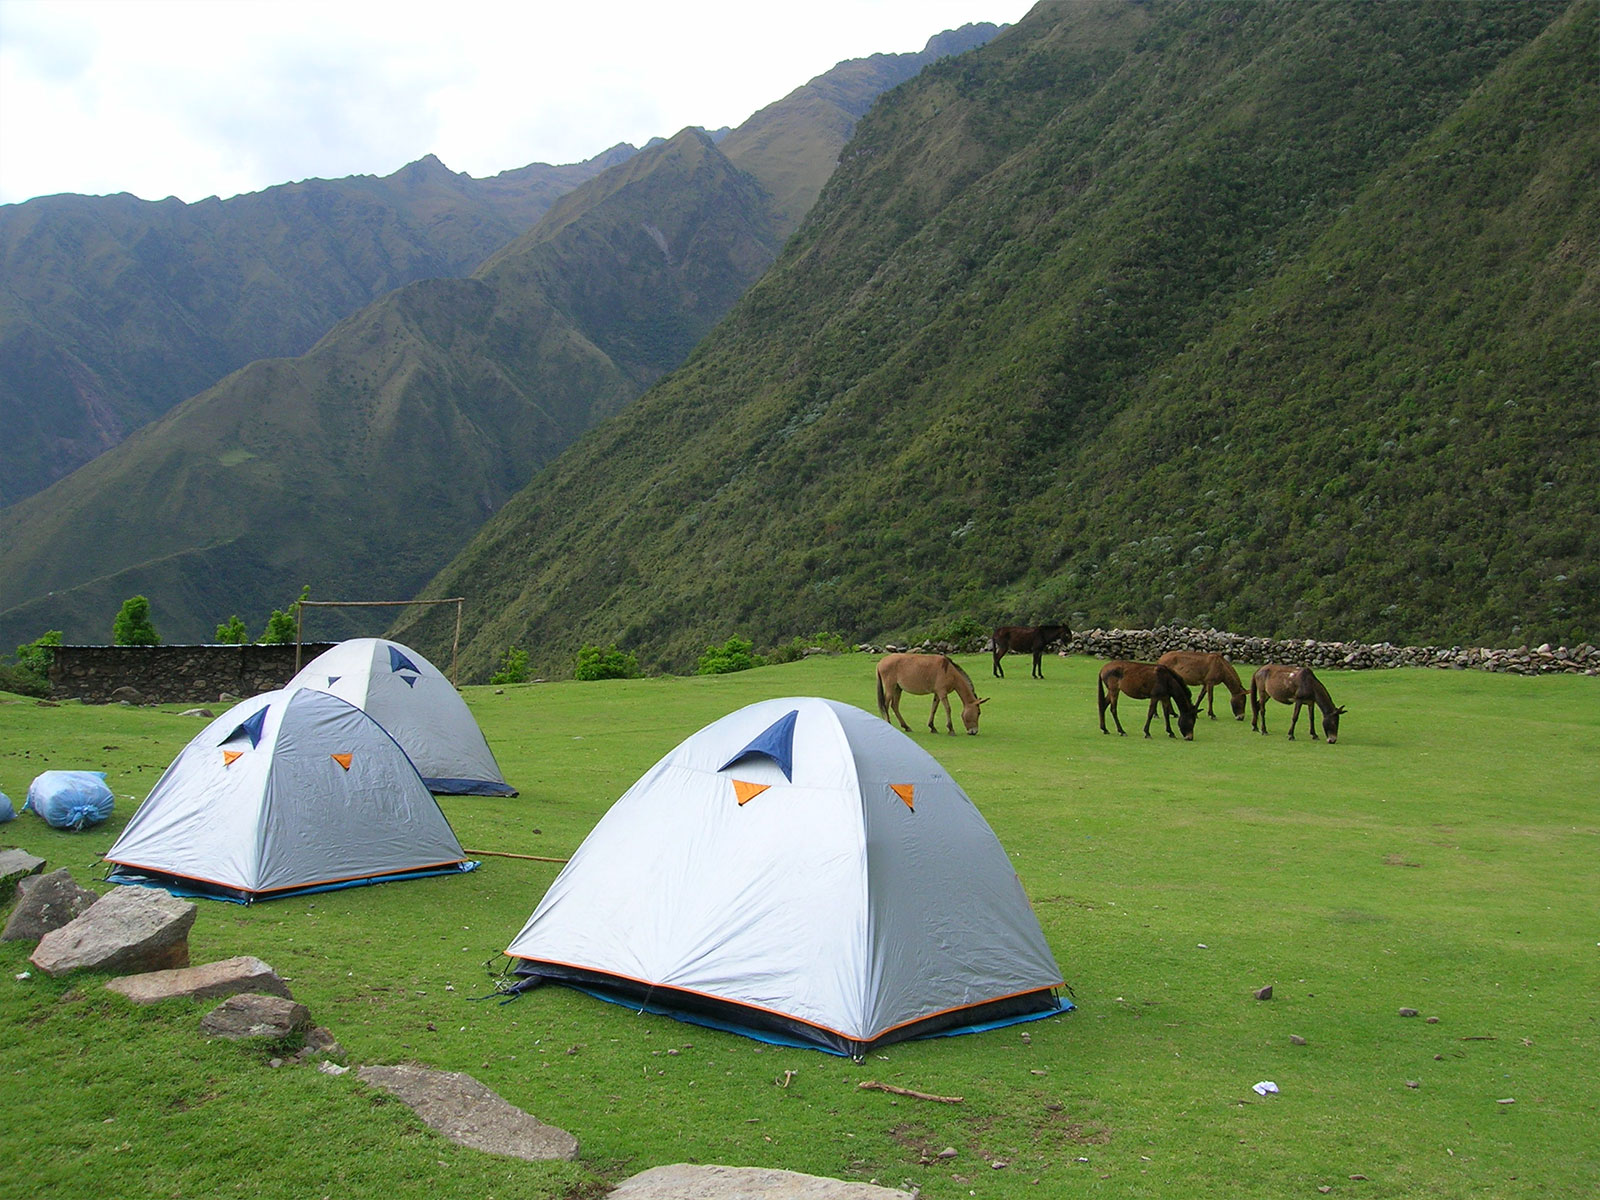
<box><xmin>0</xmin><ymin>0</ymin><xmax>1034</xmax><ymax>206</ymax></box>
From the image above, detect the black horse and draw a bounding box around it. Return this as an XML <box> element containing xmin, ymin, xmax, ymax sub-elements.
<box><xmin>991</xmin><ymin>623</ymin><xmax>1071</xmax><ymax>678</ymax></box>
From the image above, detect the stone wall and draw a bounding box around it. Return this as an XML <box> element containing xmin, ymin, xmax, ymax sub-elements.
<box><xmin>863</xmin><ymin>627</ymin><xmax>1599</xmax><ymax>676</ymax></box>
<box><xmin>48</xmin><ymin>644</ymin><xmax>340</xmax><ymax>705</ymax></box>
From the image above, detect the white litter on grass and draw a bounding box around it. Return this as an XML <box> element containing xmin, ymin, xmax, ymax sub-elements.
<box><xmin>1253</xmin><ymin>1081</ymin><xmax>1280</xmax><ymax>1096</ymax></box>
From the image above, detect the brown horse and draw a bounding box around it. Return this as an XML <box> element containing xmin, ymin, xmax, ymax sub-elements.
<box><xmin>1157</xmin><ymin>650</ymin><xmax>1248</xmax><ymax>720</ymax></box>
<box><xmin>1250</xmin><ymin>664</ymin><xmax>1345</xmax><ymax>743</ymax></box>
<box><xmin>877</xmin><ymin>653</ymin><xmax>987</xmax><ymax>735</ymax></box>
<box><xmin>992</xmin><ymin>623</ymin><xmax>1071</xmax><ymax>678</ymax></box>
<box><xmin>1097</xmin><ymin>661</ymin><xmax>1198</xmax><ymax>740</ymax></box>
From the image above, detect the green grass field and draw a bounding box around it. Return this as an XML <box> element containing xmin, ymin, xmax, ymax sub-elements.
<box><xmin>2</xmin><ymin>654</ymin><xmax>1596</xmax><ymax>1199</ymax></box>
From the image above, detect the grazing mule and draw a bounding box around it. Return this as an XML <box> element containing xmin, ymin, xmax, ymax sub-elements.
<box><xmin>876</xmin><ymin>653</ymin><xmax>987</xmax><ymax>735</ymax></box>
<box><xmin>1157</xmin><ymin>650</ymin><xmax>1248</xmax><ymax>720</ymax></box>
<box><xmin>991</xmin><ymin>623</ymin><xmax>1071</xmax><ymax>678</ymax></box>
<box><xmin>1097</xmin><ymin>660</ymin><xmax>1198</xmax><ymax>740</ymax></box>
<box><xmin>1249</xmin><ymin>664</ymin><xmax>1346</xmax><ymax>743</ymax></box>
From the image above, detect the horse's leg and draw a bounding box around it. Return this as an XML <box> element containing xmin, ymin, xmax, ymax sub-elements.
<box><xmin>1287</xmin><ymin>700</ymin><xmax>1301</xmax><ymax>740</ymax></box>
<box><xmin>887</xmin><ymin>685</ymin><xmax>910</xmax><ymax>732</ymax></box>
<box><xmin>993</xmin><ymin>648</ymin><xmax>1005</xmax><ymax>678</ymax></box>
<box><xmin>1102</xmin><ymin>685</ymin><xmax>1126</xmax><ymax>736</ymax></box>
<box><xmin>1032</xmin><ymin>650</ymin><xmax>1043</xmax><ymax>679</ymax></box>
<box><xmin>1252</xmin><ymin>687</ymin><xmax>1266</xmax><ymax>734</ymax></box>
<box><xmin>928</xmin><ymin>690</ymin><xmax>951</xmax><ymax>734</ymax></box>
<box><xmin>1202</xmin><ymin>681</ymin><xmax>1216</xmax><ymax>719</ymax></box>
<box><xmin>1143</xmin><ymin>696</ymin><xmax>1158</xmax><ymax>738</ymax></box>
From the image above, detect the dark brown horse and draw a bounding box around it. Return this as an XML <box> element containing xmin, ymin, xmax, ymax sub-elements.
<box><xmin>992</xmin><ymin>623</ymin><xmax>1071</xmax><ymax>678</ymax></box>
<box><xmin>1157</xmin><ymin>650</ymin><xmax>1248</xmax><ymax>720</ymax></box>
<box><xmin>877</xmin><ymin>653</ymin><xmax>988</xmax><ymax>735</ymax></box>
<box><xmin>1097</xmin><ymin>660</ymin><xmax>1198</xmax><ymax>740</ymax></box>
<box><xmin>1250</xmin><ymin>664</ymin><xmax>1345</xmax><ymax>743</ymax></box>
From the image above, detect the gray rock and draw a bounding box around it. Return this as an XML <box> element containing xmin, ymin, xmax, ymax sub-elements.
<box><xmin>199</xmin><ymin>993</ymin><xmax>311</xmax><ymax>1040</ymax></box>
<box><xmin>177</xmin><ymin>708</ymin><xmax>215</xmax><ymax>719</ymax></box>
<box><xmin>106</xmin><ymin>955</ymin><xmax>291</xmax><ymax>1004</ymax></box>
<box><xmin>293</xmin><ymin>1025</ymin><xmax>345</xmax><ymax>1063</ymax></box>
<box><xmin>606</xmin><ymin>1165</ymin><xmax>915</xmax><ymax>1199</ymax></box>
<box><xmin>30</xmin><ymin>886</ymin><xmax>196</xmax><ymax>977</ymax></box>
<box><xmin>2</xmin><ymin>868</ymin><xmax>99</xmax><ymax>941</ymax></box>
<box><xmin>109</xmin><ymin>686</ymin><xmax>144</xmax><ymax>705</ymax></box>
<box><xmin>357</xmin><ymin>1064</ymin><xmax>579</xmax><ymax>1162</ymax></box>
<box><xmin>0</xmin><ymin>849</ymin><xmax>47</xmax><ymax>901</ymax></box>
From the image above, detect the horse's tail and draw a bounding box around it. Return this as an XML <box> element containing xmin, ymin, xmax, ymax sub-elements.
<box><xmin>1096</xmin><ymin>670</ymin><xmax>1107</xmax><ymax>711</ymax></box>
<box><xmin>875</xmin><ymin>670</ymin><xmax>888</xmax><ymax>718</ymax></box>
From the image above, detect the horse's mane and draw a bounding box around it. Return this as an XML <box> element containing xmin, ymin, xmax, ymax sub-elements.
<box><xmin>949</xmin><ymin>658</ymin><xmax>976</xmax><ymax>692</ymax></box>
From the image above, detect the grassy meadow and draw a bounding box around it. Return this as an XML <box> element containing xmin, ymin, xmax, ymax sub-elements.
<box><xmin>1</xmin><ymin>652</ymin><xmax>1597</xmax><ymax>1199</ymax></box>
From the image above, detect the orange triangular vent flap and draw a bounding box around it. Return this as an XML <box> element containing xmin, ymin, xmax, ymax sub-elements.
<box><xmin>891</xmin><ymin>783</ymin><xmax>915</xmax><ymax>811</ymax></box>
<box><xmin>330</xmin><ymin>753</ymin><xmax>353</xmax><ymax>771</ymax></box>
<box><xmin>732</xmin><ymin>779</ymin><xmax>770</xmax><ymax>806</ymax></box>
<box><xmin>221</xmin><ymin>750</ymin><xmax>243</xmax><ymax>766</ymax></box>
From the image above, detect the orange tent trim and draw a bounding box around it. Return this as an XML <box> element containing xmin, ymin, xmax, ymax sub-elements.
<box><xmin>330</xmin><ymin>753</ymin><xmax>353</xmax><ymax>771</ymax></box>
<box><xmin>891</xmin><ymin>784</ymin><xmax>915</xmax><ymax>810</ymax></box>
<box><xmin>222</xmin><ymin>750</ymin><xmax>243</xmax><ymax>766</ymax></box>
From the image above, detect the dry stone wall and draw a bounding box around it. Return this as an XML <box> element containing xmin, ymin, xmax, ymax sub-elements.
<box><xmin>48</xmin><ymin>643</ymin><xmax>339</xmax><ymax>704</ymax></box>
<box><xmin>865</xmin><ymin>627</ymin><xmax>1598</xmax><ymax>676</ymax></box>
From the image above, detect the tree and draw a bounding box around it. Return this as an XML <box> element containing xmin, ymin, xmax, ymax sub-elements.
<box><xmin>215</xmin><ymin>615</ymin><xmax>248</xmax><ymax>644</ymax></box>
<box><xmin>112</xmin><ymin>596</ymin><xmax>160</xmax><ymax>645</ymax></box>
<box><xmin>15</xmin><ymin>630</ymin><xmax>62</xmax><ymax>675</ymax></box>
<box><xmin>261</xmin><ymin>585</ymin><xmax>310</xmax><ymax>644</ymax></box>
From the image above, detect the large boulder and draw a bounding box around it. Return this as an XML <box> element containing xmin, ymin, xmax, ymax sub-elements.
<box><xmin>199</xmin><ymin>993</ymin><xmax>311</xmax><ymax>1041</ymax></box>
<box><xmin>2</xmin><ymin>868</ymin><xmax>99</xmax><ymax>941</ymax></box>
<box><xmin>357</xmin><ymin>1064</ymin><xmax>580</xmax><ymax>1161</ymax></box>
<box><xmin>605</xmin><ymin>1165</ymin><xmax>915</xmax><ymax>1198</ymax></box>
<box><xmin>107</xmin><ymin>955</ymin><xmax>291</xmax><ymax>1005</ymax></box>
<box><xmin>30</xmin><ymin>886</ymin><xmax>196</xmax><ymax>977</ymax></box>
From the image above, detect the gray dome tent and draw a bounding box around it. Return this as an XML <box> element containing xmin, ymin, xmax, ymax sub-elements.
<box><xmin>286</xmin><ymin>638</ymin><xmax>515</xmax><ymax>796</ymax></box>
<box><xmin>507</xmin><ymin>696</ymin><xmax>1068</xmax><ymax>1057</ymax></box>
<box><xmin>106</xmin><ymin>688</ymin><xmax>476</xmax><ymax>903</ymax></box>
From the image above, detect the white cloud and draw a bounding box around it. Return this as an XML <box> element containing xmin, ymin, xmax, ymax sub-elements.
<box><xmin>0</xmin><ymin>0</ymin><xmax>1032</xmax><ymax>204</ymax></box>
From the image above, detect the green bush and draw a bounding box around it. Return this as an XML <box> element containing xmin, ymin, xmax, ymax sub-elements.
<box><xmin>260</xmin><ymin>586</ymin><xmax>310</xmax><ymax>645</ymax></box>
<box><xmin>574</xmin><ymin>643</ymin><xmax>642</xmax><ymax>681</ymax></box>
<box><xmin>764</xmin><ymin>631</ymin><xmax>852</xmax><ymax>664</ymax></box>
<box><xmin>112</xmin><ymin>596</ymin><xmax>160</xmax><ymax>646</ymax></box>
<box><xmin>488</xmin><ymin>646</ymin><xmax>530</xmax><ymax>685</ymax></box>
<box><xmin>15</xmin><ymin>630</ymin><xmax>62</xmax><ymax>676</ymax></box>
<box><xmin>214</xmin><ymin>616</ymin><xmax>248</xmax><ymax>644</ymax></box>
<box><xmin>0</xmin><ymin>662</ymin><xmax>49</xmax><ymax>698</ymax></box>
<box><xmin>696</xmin><ymin>635</ymin><xmax>761</xmax><ymax>675</ymax></box>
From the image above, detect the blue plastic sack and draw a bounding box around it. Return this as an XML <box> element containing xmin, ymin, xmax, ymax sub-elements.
<box><xmin>0</xmin><ymin>791</ymin><xmax>14</xmax><ymax>822</ymax></box>
<box><xmin>23</xmin><ymin>770</ymin><xmax>115</xmax><ymax>830</ymax></box>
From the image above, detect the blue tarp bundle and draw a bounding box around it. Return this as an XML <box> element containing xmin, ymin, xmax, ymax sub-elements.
<box><xmin>24</xmin><ymin>770</ymin><xmax>114</xmax><ymax>830</ymax></box>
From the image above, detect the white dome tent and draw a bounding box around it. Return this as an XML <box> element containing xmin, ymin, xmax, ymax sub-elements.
<box><xmin>286</xmin><ymin>638</ymin><xmax>516</xmax><ymax>796</ymax></box>
<box><xmin>105</xmin><ymin>688</ymin><xmax>476</xmax><ymax>903</ymax></box>
<box><xmin>506</xmin><ymin>696</ymin><xmax>1068</xmax><ymax>1057</ymax></box>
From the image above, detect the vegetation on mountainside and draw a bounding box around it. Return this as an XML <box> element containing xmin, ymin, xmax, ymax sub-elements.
<box><xmin>396</xmin><ymin>0</ymin><xmax>1596</xmax><ymax>680</ymax></box>
<box><xmin>0</xmin><ymin>151</ymin><xmax>628</xmax><ymax>505</ymax></box>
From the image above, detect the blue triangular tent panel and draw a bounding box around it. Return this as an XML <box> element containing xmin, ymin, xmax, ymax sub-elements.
<box><xmin>400</xmin><ymin>675</ymin><xmax>417</xmax><ymax>688</ymax></box>
<box><xmin>388</xmin><ymin>646</ymin><xmax>422</xmax><ymax>675</ymax></box>
<box><xmin>718</xmin><ymin>709</ymin><xmax>798</xmax><ymax>781</ymax></box>
<box><xmin>326</xmin><ymin>675</ymin><xmax>341</xmax><ymax>686</ymax></box>
<box><xmin>224</xmin><ymin>706</ymin><xmax>269</xmax><ymax>749</ymax></box>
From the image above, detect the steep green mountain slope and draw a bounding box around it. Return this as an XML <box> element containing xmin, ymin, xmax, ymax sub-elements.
<box><xmin>394</xmin><ymin>0</ymin><xmax>1596</xmax><ymax>679</ymax></box>
<box><xmin>0</xmin><ymin>130</ymin><xmax>776</xmax><ymax>647</ymax></box>
<box><xmin>0</xmin><ymin>149</ymin><xmax>630</xmax><ymax>505</ymax></box>
<box><xmin>0</xmin><ymin>27</ymin><xmax>1003</xmax><ymax>649</ymax></box>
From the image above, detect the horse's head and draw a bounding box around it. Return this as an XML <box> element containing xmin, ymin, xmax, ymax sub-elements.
<box><xmin>1177</xmin><ymin>703</ymin><xmax>1197</xmax><ymax>741</ymax></box>
<box><xmin>1323</xmin><ymin>705</ymin><xmax>1347</xmax><ymax>744</ymax></box>
<box><xmin>1229</xmin><ymin>690</ymin><xmax>1248</xmax><ymax>720</ymax></box>
<box><xmin>961</xmin><ymin>695</ymin><xmax>988</xmax><ymax>735</ymax></box>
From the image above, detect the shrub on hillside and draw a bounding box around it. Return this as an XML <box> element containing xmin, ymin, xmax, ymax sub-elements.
<box><xmin>763</xmin><ymin>631</ymin><xmax>852</xmax><ymax>664</ymax></box>
<box><xmin>489</xmin><ymin>646</ymin><xmax>530</xmax><ymax>685</ymax></box>
<box><xmin>696</xmin><ymin>636</ymin><xmax>761</xmax><ymax>675</ymax></box>
<box><xmin>574</xmin><ymin>643</ymin><xmax>641</xmax><ymax>681</ymax></box>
